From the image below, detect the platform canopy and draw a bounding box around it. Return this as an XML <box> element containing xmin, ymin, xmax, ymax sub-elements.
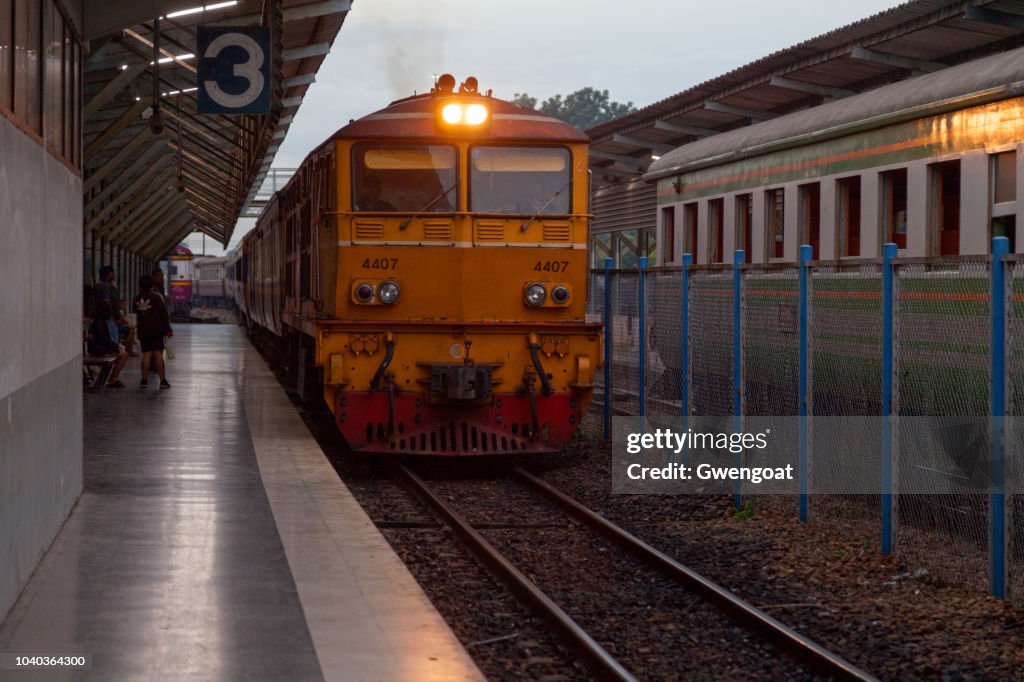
<box><xmin>81</xmin><ymin>0</ymin><xmax>351</xmax><ymax>259</ymax></box>
<box><xmin>586</xmin><ymin>0</ymin><xmax>1024</xmax><ymax>182</ymax></box>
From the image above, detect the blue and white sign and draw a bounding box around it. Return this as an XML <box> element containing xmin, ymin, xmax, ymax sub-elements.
<box><xmin>197</xmin><ymin>26</ymin><xmax>271</xmax><ymax>115</ymax></box>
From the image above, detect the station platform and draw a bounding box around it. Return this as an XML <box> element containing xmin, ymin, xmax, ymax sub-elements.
<box><xmin>0</xmin><ymin>325</ymin><xmax>482</xmax><ymax>682</ymax></box>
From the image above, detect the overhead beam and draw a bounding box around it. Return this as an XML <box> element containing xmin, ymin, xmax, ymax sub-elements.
<box><xmin>85</xmin><ymin>143</ymin><xmax>169</xmax><ymax>213</ymax></box>
<box><xmin>963</xmin><ymin>6</ymin><xmax>1024</xmax><ymax>30</ymax></box>
<box><xmin>282</xmin><ymin>43</ymin><xmax>331</xmax><ymax>61</ymax></box>
<box><xmin>704</xmin><ymin>101</ymin><xmax>777</xmax><ymax>121</ymax></box>
<box><xmin>122</xmin><ymin>28</ymin><xmax>198</xmax><ymax>74</ymax></box>
<box><xmin>83</xmin><ymin>127</ymin><xmax>153</xmax><ymax>192</ymax></box>
<box><xmin>83</xmin><ymin>63</ymin><xmax>148</xmax><ymax>119</ymax></box>
<box><xmin>106</xmin><ymin>185</ymin><xmax>181</xmax><ymax>243</ymax></box>
<box><xmin>90</xmin><ymin>165</ymin><xmax>177</xmax><ymax>236</ymax></box>
<box><xmin>592</xmin><ymin>165</ymin><xmax>643</xmax><ymax>181</ymax></box>
<box><xmin>118</xmin><ymin>190</ymin><xmax>182</xmax><ymax>246</ymax></box>
<box><xmin>284</xmin><ymin>73</ymin><xmax>316</xmax><ymax>88</ymax></box>
<box><xmin>611</xmin><ymin>134</ymin><xmax>674</xmax><ymax>156</ymax></box>
<box><xmin>128</xmin><ymin>202</ymin><xmax>191</xmax><ymax>253</ymax></box>
<box><xmin>769</xmin><ymin>75</ymin><xmax>854</xmax><ymax>100</ymax></box>
<box><xmin>89</xmin><ymin>164</ymin><xmax>177</xmax><ymax>236</ymax></box>
<box><xmin>84</xmin><ymin>99</ymin><xmax>152</xmax><ymax>159</ymax></box>
<box><xmin>588</xmin><ymin>150</ymin><xmax>650</xmax><ymax>171</ymax></box>
<box><xmin>224</xmin><ymin>0</ymin><xmax>352</xmax><ymax>26</ymax></box>
<box><xmin>850</xmin><ymin>46</ymin><xmax>945</xmax><ymax>73</ymax></box>
<box><xmin>281</xmin><ymin>96</ymin><xmax>303</xmax><ymax>108</ymax></box>
<box><xmin>652</xmin><ymin>119</ymin><xmax>717</xmax><ymax>138</ymax></box>
<box><xmin>140</xmin><ymin>210</ymin><xmax>195</xmax><ymax>258</ymax></box>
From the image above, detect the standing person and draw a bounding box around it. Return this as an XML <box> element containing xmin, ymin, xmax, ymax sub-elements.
<box><xmin>134</xmin><ymin>275</ymin><xmax>172</xmax><ymax>389</ymax></box>
<box><xmin>152</xmin><ymin>267</ymin><xmax>166</xmax><ymax>299</ymax></box>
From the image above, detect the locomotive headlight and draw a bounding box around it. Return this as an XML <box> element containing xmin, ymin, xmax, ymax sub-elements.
<box><xmin>465</xmin><ymin>103</ymin><xmax>488</xmax><ymax>125</ymax></box>
<box><xmin>551</xmin><ymin>285</ymin><xmax>571</xmax><ymax>304</ymax></box>
<box><xmin>378</xmin><ymin>280</ymin><xmax>401</xmax><ymax>305</ymax></box>
<box><xmin>355</xmin><ymin>283</ymin><xmax>374</xmax><ymax>303</ymax></box>
<box><xmin>524</xmin><ymin>283</ymin><xmax>547</xmax><ymax>306</ymax></box>
<box><xmin>441</xmin><ymin>103</ymin><xmax>463</xmax><ymax>124</ymax></box>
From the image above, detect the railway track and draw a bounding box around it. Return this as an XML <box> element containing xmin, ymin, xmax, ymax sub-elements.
<box><xmin>396</xmin><ymin>464</ymin><xmax>878</xmax><ymax>682</ymax></box>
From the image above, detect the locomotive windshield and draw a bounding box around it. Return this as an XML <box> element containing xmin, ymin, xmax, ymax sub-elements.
<box><xmin>352</xmin><ymin>144</ymin><xmax>457</xmax><ymax>212</ymax></box>
<box><xmin>469</xmin><ymin>146</ymin><xmax>571</xmax><ymax>214</ymax></box>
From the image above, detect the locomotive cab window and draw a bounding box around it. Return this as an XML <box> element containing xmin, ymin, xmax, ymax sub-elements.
<box><xmin>469</xmin><ymin>146</ymin><xmax>571</xmax><ymax>214</ymax></box>
<box><xmin>352</xmin><ymin>144</ymin><xmax>457</xmax><ymax>212</ymax></box>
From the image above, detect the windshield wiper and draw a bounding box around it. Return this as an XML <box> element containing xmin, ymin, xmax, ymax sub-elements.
<box><xmin>519</xmin><ymin>179</ymin><xmax>572</xmax><ymax>232</ymax></box>
<box><xmin>399</xmin><ymin>182</ymin><xmax>458</xmax><ymax>230</ymax></box>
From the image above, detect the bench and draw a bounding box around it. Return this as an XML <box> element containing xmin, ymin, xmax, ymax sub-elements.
<box><xmin>82</xmin><ymin>332</ymin><xmax>118</xmax><ymax>391</ymax></box>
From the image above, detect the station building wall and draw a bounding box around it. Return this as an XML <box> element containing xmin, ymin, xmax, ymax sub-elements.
<box><xmin>655</xmin><ymin>96</ymin><xmax>1024</xmax><ymax>265</ymax></box>
<box><xmin>0</xmin><ymin>0</ymin><xmax>85</xmax><ymax>621</ymax></box>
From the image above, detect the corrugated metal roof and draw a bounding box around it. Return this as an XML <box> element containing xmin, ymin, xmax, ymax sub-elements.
<box><xmin>82</xmin><ymin>0</ymin><xmax>352</xmax><ymax>259</ymax></box>
<box><xmin>647</xmin><ymin>44</ymin><xmax>1024</xmax><ymax>178</ymax></box>
<box><xmin>587</xmin><ymin>0</ymin><xmax>1024</xmax><ymax>184</ymax></box>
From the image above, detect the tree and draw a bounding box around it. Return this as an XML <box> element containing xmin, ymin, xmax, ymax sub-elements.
<box><xmin>512</xmin><ymin>87</ymin><xmax>635</xmax><ymax>130</ymax></box>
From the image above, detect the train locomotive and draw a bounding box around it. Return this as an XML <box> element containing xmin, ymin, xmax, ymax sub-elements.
<box><xmin>230</xmin><ymin>74</ymin><xmax>601</xmax><ymax>455</ymax></box>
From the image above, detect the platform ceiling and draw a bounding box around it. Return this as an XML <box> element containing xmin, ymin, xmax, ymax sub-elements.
<box><xmin>586</xmin><ymin>0</ymin><xmax>1024</xmax><ymax>183</ymax></box>
<box><xmin>82</xmin><ymin>0</ymin><xmax>351</xmax><ymax>258</ymax></box>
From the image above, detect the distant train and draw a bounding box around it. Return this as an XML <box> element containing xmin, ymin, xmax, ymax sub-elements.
<box><xmin>646</xmin><ymin>46</ymin><xmax>1024</xmax><ymax>265</ymax></box>
<box><xmin>166</xmin><ymin>244</ymin><xmax>194</xmax><ymax>314</ymax></box>
<box><xmin>193</xmin><ymin>256</ymin><xmax>228</xmax><ymax>307</ymax></box>
<box><xmin>226</xmin><ymin>74</ymin><xmax>601</xmax><ymax>455</ymax></box>
<box><xmin>643</xmin><ymin>47</ymin><xmax>1024</xmax><ymax>416</ymax></box>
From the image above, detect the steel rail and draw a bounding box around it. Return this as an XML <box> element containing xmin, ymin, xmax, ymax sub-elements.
<box><xmin>512</xmin><ymin>466</ymin><xmax>879</xmax><ymax>682</ymax></box>
<box><xmin>394</xmin><ymin>465</ymin><xmax>637</xmax><ymax>682</ymax></box>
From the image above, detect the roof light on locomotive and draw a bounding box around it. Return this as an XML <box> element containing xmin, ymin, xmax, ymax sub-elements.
<box><xmin>434</xmin><ymin>73</ymin><xmax>490</xmax><ymax>129</ymax></box>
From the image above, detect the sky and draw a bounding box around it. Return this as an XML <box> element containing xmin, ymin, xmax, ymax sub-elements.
<box><xmin>185</xmin><ymin>0</ymin><xmax>905</xmax><ymax>257</ymax></box>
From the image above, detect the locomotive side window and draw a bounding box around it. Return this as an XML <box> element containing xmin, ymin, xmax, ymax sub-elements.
<box><xmin>352</xmin><ymin>144</ymin><xmax>457</xmax><ymax>212</ymax></box>
<box><xmin>469</xmin><ymin>146</ymin><xmax>571</xmax><ymax>214</ymax></box>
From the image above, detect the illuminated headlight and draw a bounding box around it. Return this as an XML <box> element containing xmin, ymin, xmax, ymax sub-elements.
<box><xmin>355</xmin><ymin>283</ymin><xmax>374</xmax><ymax>303</ymax></box>
<box><xmin>441</xmin><ymin>103</ymin><xmax>463</xmax><ymax>124</ymax></box>
<box><xmin>378</xmin><ymin>280</ymin><xmax>401</xmax><ymax>305</ymax></box>
<box><xmin>465</xmin><ymin>103</ymin><xmax>488</xmax><ymax>125</ymax></box>
<box><xmin>525</xmin><ymin>283</ymin><xmax>547</xmax><ymax>306</ymax></box>
<box><xmin>551</xmin><ymin>285</ymin><xmax>570</xmax><ymax>304</ymax></box>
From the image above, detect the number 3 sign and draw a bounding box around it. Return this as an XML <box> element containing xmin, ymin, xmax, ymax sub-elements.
<box><xmin>197</xmin><ymin>26</ymin><xmax>271</xmax><ymax>115</ymax></box>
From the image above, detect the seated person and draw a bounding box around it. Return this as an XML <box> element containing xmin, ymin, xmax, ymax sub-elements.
<box><xmin>87</xmin><ymin>301</ymin><xmax>128</xmax><ymax>388</ymax></box>
<box><xmin>354</xmin><ymin>174</ymin><xmax>396</xmax><ymax>211</ymax></box>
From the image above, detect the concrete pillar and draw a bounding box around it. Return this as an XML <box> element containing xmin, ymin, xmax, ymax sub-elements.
<box><xmin>960</xmin><ymin>150</ymin><xmax>989</xmax><ymax>255</ymax></box>
<box><xmin>751</xmin><ymin>189</ymin><xmax>767</xmax><ymax>263</ymax></box>
<box><xmin>860</xmin><ymin>171</ymin><xmax>881</xmax><ymax>257</ymax></box>
<box><xmin>820</xmin><ymin>179</ymin><xmax>837</xmax><ymax>260</ymax></box>
<box><xmin>783</xmin><ymin>184</ymin><xmax>799</xmax><ymax>261</ymax></box>
<box><xmin>722</xmin><ymin>194</ymin><xmax>737</xmax><ymax>258</ymax></box>
<box><xmin>907</xmin><ymin>161</ymin><xmax>929</xmax><ymax>256</ymax></box>
<box><xmin>696</xmin><ymin>199</ymin><xmax>709</xmax><ymax>264</ymax></box>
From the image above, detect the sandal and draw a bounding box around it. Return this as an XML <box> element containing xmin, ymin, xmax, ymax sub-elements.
<box><xmin>159</xmin><ymin>380</ymin><xmax>171</xmax><ymax>389</ymax></box>
<box><xmin>107</xmin><ymin>380</ymin><xmax>125</xmax><ymax>388</ymax></box>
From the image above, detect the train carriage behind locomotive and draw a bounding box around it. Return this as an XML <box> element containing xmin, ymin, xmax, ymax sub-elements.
<box><xmin>231</xmin><ymin>75</ymin><xmax>601</xmax><ymax>454</ymax></box>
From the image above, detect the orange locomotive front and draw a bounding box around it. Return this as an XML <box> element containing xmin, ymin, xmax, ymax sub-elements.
<box><xmin>270</xmin><ymin>75</ymin><xmax>601</xmax><ymax>455</ymax></box>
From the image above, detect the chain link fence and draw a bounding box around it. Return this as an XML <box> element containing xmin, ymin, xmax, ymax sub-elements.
<box><xmin>589</xmin><ymin>245</ymin><xmax>1018</xmax><ymax>600</ymax></box>
<box><xmin>893</xmin><ymin>260</ymin><xmax>991</xmax><ymax>592</ymax></box>
<box><xmin>808</xmin><ymin>263</ymin><xmax>883</xmax><ymax>534</ymax></box>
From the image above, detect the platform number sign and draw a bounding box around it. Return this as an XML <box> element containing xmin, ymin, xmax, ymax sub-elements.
<box><xmin>197</xmin><ymin>26</ymin><xmax>271</xmax><ymax>115</ymax></box>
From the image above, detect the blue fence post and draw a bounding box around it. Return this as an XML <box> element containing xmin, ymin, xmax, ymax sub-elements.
<box><xmin>603</xmin><ymin>257</ymin><xmax>614</xmax><ymax>439</ymax></box>
<box><xmin>991</xmin><ymin>236</ymin><xmax>1009</xmax><ymax>598</ymax></box>
<box><xmin>881</xmin><ymin>242</ymin><xmax>897</xmax><ymax>555</ymax></box>
<box><xmin>681</xmin><ymin>253</ymin><xmax>693</xmax><ymax>465</ymax></box>
<box><xmin>681</xmin><ymin>253</ymin><xmax>693</xmax><ymax>423</ymax></box>
<box><xmin>799</xmin><ymin>244</ymin><xmax>813</xmax><ymax>523</ymax></box>
<box><xmin>638</xmin><ymin>257</ymin><xmax>648</xmax><ymax>418</ymax></box>
<box><xmin>733</xmin><ymin>249</ymin><xmax>745</xmax><ymax>509</ymax></box>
